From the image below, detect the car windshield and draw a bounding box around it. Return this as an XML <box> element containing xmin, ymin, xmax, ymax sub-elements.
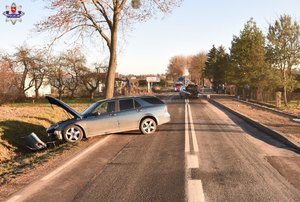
<box><xmin>82</xmin><ymin>101</ymin><xmax>103</xmax><ymax>116</ymax></box>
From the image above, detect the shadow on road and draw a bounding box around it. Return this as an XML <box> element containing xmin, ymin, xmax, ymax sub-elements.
<box><xmin>115</xmin><ymin>131</ymin><xmax>141</xmax><ymax>135</ymax></box>
<box><xmin>220</xmin><ymin>108</ymin><xmax>300</xmax><ymax>154</ymax></box>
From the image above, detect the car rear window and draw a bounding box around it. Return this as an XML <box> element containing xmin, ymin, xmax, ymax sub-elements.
<box><xmin>119</xmin><ymin>99</ymin><xmax>134</xmax><ymax>111</ymax></box>
<box><xmin>141</xmin><ymin>97</ymin><xmax>164</xmax><ymax>105</ymax></box>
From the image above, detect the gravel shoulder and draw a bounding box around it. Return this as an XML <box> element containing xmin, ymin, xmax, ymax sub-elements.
<box><xmin>215</xmin><ymin>98</ymin><xmax>300</xmax><ymax>148</ymax></box>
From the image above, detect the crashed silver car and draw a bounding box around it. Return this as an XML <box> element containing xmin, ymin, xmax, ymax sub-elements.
<box><xmin>46</xmin><ymin>96</ymin><xmax>171</xmax><ymax>143</ymax></box>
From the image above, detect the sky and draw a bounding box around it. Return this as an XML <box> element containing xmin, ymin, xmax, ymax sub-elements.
<box><xmin>0</xmin><ymin>0</ymin><xmax>300</xmax><ymax>75</ymax></box>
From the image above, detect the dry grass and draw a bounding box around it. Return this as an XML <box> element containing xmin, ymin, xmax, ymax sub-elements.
<box><xmin>0</xmin><ymin>102</ymin><xmax>90</xmax><ymax>184</ymax></box>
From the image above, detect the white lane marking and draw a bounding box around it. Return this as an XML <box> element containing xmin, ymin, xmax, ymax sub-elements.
<box><xmin>187</xmin><ymin>104</ymin><xmax>199</xmax><ymax>152</ymax></box>
<box><xmin>185</xmin><ymin>99</ymin><xmax>205</xmax><ymax>202</ymax></box>
<box><xmin>6</xmin><ymin>136</ymin><xmax>111</xmax><ymax>202</ymax></box>
<box><xmin>185</xmin><ymin>100</ymin><xmax>190</xmax><ymax>152</ymax></box>
<box><xmin>6</xmin><ymin>195</ymin><xmax>21</xmax><ymax>202</ymax></box>
<box><xmin>42</xmin><ymin>135</ymin><xmax>111</xmax><ymax>181</ymax></box>
<box><xmin>187</xmin><ymin>154</ymin><xmax>199</xmax><ymax>169</ymax></box>
<box><xmin>188</xmin><ymin>180</ymin><xmax>205</xmax><ymax>202</ymax></box>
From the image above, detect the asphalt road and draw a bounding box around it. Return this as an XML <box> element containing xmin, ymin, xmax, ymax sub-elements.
<box><xmin>6</xmin><ymin>94</ymin><xmax>300</xmax><ymax>202</ymax></box>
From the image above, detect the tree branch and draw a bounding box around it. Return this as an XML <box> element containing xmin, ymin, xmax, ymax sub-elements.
<box><xmin>80</xmin><ymin>0</ymin><xmax>111</xmax><ymax>47</ymax></box>
<box><xmin>92</xmin><ymin>0</ymin><xmax>113</xmax><ymax>30</ymax></box>
<box><xmin>118</xmin><ymin>0</ymin><xmax>127</xmax><ymax>13</ymax></box>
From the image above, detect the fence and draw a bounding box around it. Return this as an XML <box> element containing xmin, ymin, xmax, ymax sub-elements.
<box><xmin>236</xmin><ymin>87</ymin><xmax>300</xmax><ymax>106</ymax></box>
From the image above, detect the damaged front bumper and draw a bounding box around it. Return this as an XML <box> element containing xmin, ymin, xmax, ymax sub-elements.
<box><xmin>24</xmin><ymin>130</ymin><xmax>63</xmax><ymax>151</ymax></box>
<box><xmin>46</xmin><ymin>123</ymin><xmax>63</xmax><ymax>141</ymax></box>
<box><xmin>24</xmin><ymin>132</ymin><xmax>47</xmax><ymax>151</ymax></box>
<box><xmin>50</xmin><ymin>130</ymin><xmax>63</xmax><ymax>141</ymax></box>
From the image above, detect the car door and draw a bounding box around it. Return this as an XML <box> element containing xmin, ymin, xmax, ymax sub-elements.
<box><xmin>84</xmin><ymin>100</ymin><xmax>118</xmax><ymax>136</ymax></box>
<box><xmin>117</xmin><ymin>98</ymin><xmax>142</xmax><ymax>131</ymax></box>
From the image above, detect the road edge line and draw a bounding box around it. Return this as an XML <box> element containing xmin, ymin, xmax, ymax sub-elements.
<box><xmin>6</xmin><ymin>135</ymin><xmax>112</xmax><ymax>202</ymax></box>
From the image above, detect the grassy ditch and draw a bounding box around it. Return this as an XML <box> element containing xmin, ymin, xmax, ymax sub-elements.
<box><xmin>0</xmin><ymin>101</ymin><xmax>91</xmax><ymax>185</ymax></box>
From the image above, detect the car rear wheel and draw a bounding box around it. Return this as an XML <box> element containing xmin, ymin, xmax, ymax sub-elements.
<box><xmin>63</xmin><ymin>125</ymin><xmax>83</xmax><ymax>143</ymax></box>
<box><xmin>140</xmin><ymin>118</ymin><xmax>157</xmax><ymax>135</ymax></box>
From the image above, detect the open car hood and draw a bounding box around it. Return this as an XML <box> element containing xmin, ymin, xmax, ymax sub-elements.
<box><xmin>46</xmin><ymin>96</ymin><xmax>83</xmax><ymax>119</ymax></box>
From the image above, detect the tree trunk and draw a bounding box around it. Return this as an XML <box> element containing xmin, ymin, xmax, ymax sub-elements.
<box><xmin>283</xmin><ymin>85</ymin><xmax>288</xmax><ymax>106</ymax></box>
<box><xmin>58</xmin><ymin>89</ymin><xmax>63</xmax><ymax>100</ymax></box>
<box><xmin>105</xmin><ymin>13</ymin><xmax>119</xmax><ymax>99</ymax></box>
<box><xmin>283</xmin><ymin>70</ymin><xmax>288</xmax><ymax>107</ymax></box>
<box><xmin>90</xmin><ymin>91</ymin><xmax>94</xmax><ymax>101</ymax></box>
<box><xmin>35</xmin><ymin>81</ymin><xmax>39</xmax><ymax>100</ymax></box>
<box><xmin>242</xmin><ymin>88</ymin><xmax>246</xmax><ymax>100</ymax></box>
<box><xmin>71</xmin><ymin>90</ymin><xmax>75</xmax><ymax>99</ymax></box>
<box><xmin>35</xmin><ymin>89</ymin><xmax>39</xmax><ymax>100</ymax></box>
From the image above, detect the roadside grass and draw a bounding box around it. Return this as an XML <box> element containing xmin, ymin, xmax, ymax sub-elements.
<box><xmin>4</xmin><ymin>97</ymin><xmax>98</xmax><ymax>108</ymax></box>
<box><xmin>0</xmin><ymin>102</ymin><xmax>90</xmax><ymax>185</ymax></box>
<box><xmin>247</xmin><ymin>99</ymin><xmax>300</xmax><ymax>115</ymax></box>
<box><xmin>287</xmin><ymin>100</ymin><xmax>300</xmax><ymax>108</ymax></box>
<box><xmin>255</xmin><ymin>100</ymin><xmax>299</xmax><ymax>108</ymax></box>
<box><xmin>0</xmin><ymin>120</ymin><xmax>47</xmax><ymax>153</ymax></box>
<box><xmin>0</xmin><ymin>143</ymin><xmax>74</xmax><ymax>185</ymax></box>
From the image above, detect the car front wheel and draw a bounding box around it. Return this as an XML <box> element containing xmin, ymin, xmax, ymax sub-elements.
<box><xmin>140</xmin><ymin>118</ymin><xmax>157</xmax><ymax>135</ymax></box>
<box><xmin>63</xmin><ymin>125</ymin><xmax>84</xmax><ymax>143</ymax></box>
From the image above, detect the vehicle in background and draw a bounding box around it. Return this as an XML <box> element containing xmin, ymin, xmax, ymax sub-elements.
<box><xmin>174</xmin><ymin>82</ymin><xmax>184</xmax><ymax>92</ymax></box>
<box><xmin>178</xmin><ymin>76</ymin><xmax>185</xmax><ymax>84</ymax></box>
<box><xmin>186</xmin><ymin>84</ymin><xmax>199</xmax><ymax>98</ymax></box>
<box><xmin>179</xmin><ymin>84</ymin><xmax>199</xmax><ymax>99</ymax></box>
<box><xmin>46</xmin><ymin>96</ymin><xmax>171</xmax><ymax>143</ymax></box>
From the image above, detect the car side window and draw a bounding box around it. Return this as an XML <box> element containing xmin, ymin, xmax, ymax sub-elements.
<box><xmin>93</xmin><ymin>101</ymin><xmax>115</xmax><ymax>115</ymax></box>
<box><xmin>134</xmin><ymin>100</ymin><xmax>141</xmax><ymax>108</ymax></box>
<box><xmin>107</xmin><ymin>101</ymin><xmax>116</xmax><ymax>113</ymax></box>
<box><xmin>119</xmin><ymin>99</ymin><xmax>134</xmax><ymax>111</ymax></box>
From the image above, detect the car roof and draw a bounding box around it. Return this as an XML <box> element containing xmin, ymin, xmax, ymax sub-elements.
<box><xmin>95</xmin><ymin>95</ymin><xmax>158</xmax><ymax>103</ymax></box>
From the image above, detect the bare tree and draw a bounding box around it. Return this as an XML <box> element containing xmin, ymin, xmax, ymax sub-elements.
<box><xmin>15</xmin><ymin>47</ymin><xmax>35</xmax><ymax>98</ymax></box>
<box><xmin>166</xmin><ymin>55</ymin><xmax>187</xmax><ymax>81</ymax></box>
<box><xmin>0</xmin><ymin>59</ymin><xmax>19</xmax><ymax>104</ymax></box>
<box><xmin>189</xmin><ymin>52</ymin><xmax>207</xmax><ymax>85</ymax></box>
<box><xmin>63</xmin><ymin>49</ymin><xmax>87</xmax><ymax>98</ymax></box>
<box><xmin>48</xmin><ymin>56</ymin><xmax>66</xmax><ymax>100</ymax></box>
<box><xmin>28</xmin><ymin>49</ymin><xmax>48</xmax><ymax>99</ymax></box>
<box><xmin>1</xmin><ymin>46</ymin><xmax>40</xmax><ymax>99</ymax></box>
<box><xmin>37</xmin><ymin>0</ymin><xmax>181</xmax><ymax>99</ymax></box>
<box><xmin>81</xmin><ymin>66</ymin><xmax>106</xmax><ymax>100</ymax></box>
